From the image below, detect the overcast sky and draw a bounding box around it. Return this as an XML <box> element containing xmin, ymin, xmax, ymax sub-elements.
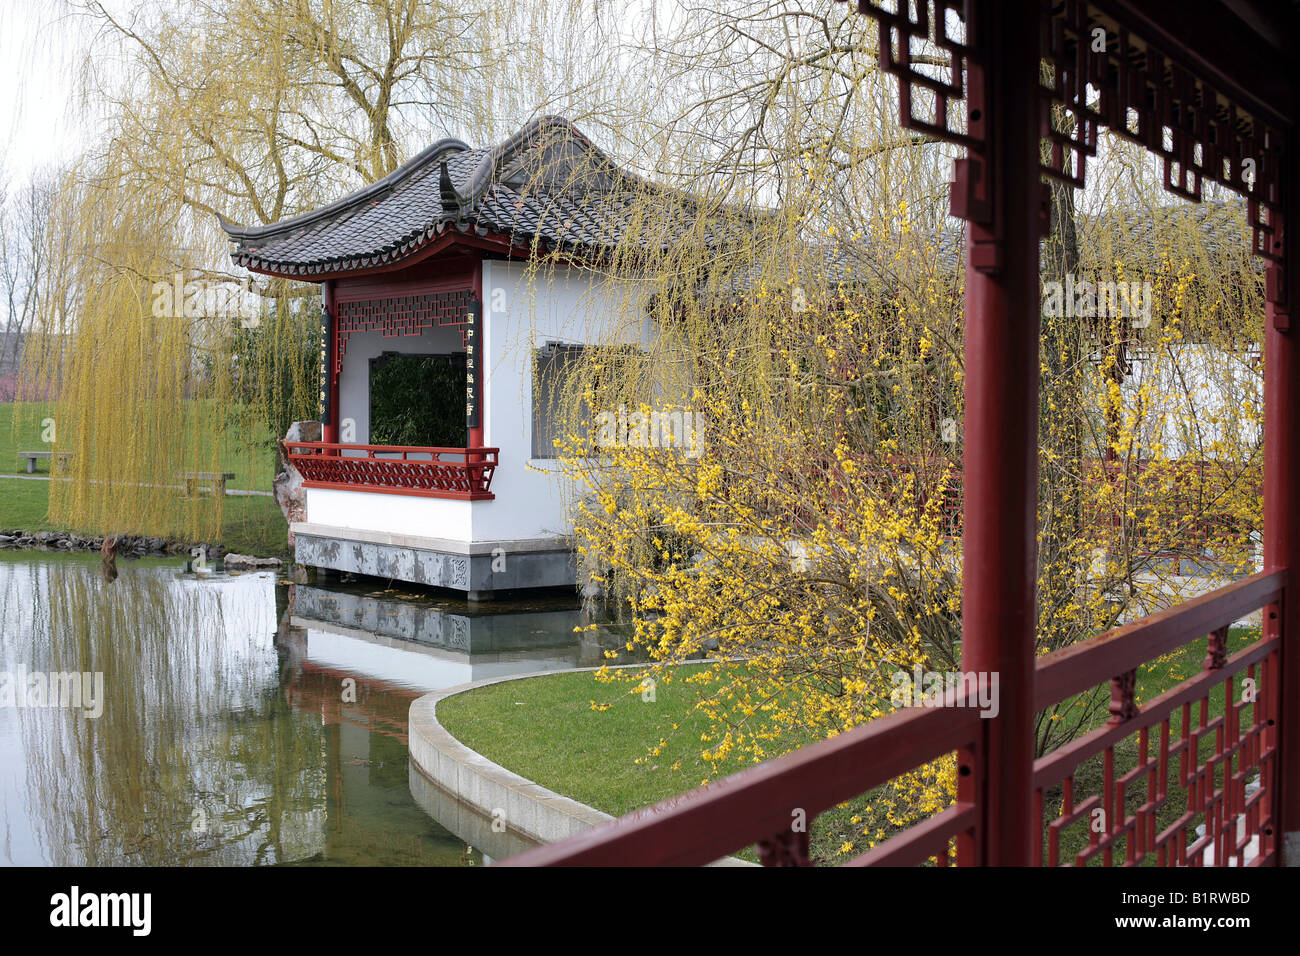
<box><xmin>0</xmin><ymin>0</ymin><xmax>95</xmax><ymax>185</ymax></box>
<box><xmin>0</xmin><ymin>1</ymin><xmax>1219</xmax><ymax>222</ymax></box>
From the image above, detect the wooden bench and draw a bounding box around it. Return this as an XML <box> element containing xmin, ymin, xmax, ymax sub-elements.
<box><xmin>177</xmin><ymin>471</ymin><xmax>237</xmax><ymax>497</ymax></box>
<box><xmin>19</xmin><ymin>451</ymin><xmax>71</xmax><ymax>474</ymax></box>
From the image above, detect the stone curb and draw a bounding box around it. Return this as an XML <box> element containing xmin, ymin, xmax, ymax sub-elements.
<box><xmin>408</xmin><ymin>663</ymin><xmax>755</xmax><ymax>866</ymax></box>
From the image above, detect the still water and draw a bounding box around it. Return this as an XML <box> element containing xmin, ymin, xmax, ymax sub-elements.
<box><xmin>0</xmin><ymin>551</ymin><xmax>611</xmax><ymax>866</ymax></box>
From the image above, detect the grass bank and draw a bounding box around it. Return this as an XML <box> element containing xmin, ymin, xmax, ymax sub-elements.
<box><xmin>438</xmin><ymin>625</ymin><xmax>1263</xmax><ymax>865</ymax></box>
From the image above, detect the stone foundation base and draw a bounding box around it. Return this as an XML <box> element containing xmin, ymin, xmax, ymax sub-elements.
<box><xmin>291</xmin><ymin>523</ymin><xmax>576</xmax><ymax>595</ymax></box>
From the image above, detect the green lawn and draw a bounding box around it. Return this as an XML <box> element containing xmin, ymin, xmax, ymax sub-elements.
<box><xmin>0</xmin><ymin>474</ymin><xmax>64</xmax><ymax>530</ymax></box>
<box><xmin>439</xmin><ymin>665</ymin><xmax>726</xmax><ymax>815</ymax></box>
<box><xmin>1</xmin><ymin>401</ymin><xmax>289</xmax><ymax>557</ymax></box>
<box><xmin>440</xmin><ymin>663</ymin><xmax>888</xmax><ymax>864</ymax></box>
<box><xmin>439</xmin><ymin>626</ymin><xmax>1268</xmax><ymax>866</ymax></box>
<box><xmin>4</xmin><ymin>400</ymin><xmax>278</xmax><ymax>490</ymax></box>
<box><xmin>438</xmin><ymin>664</ymin><xmax>767</xmax><ymax>862</ymax></box>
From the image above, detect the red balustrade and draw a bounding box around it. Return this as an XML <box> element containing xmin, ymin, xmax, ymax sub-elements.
<box><xmin>498</xmin><ymin>570</ymin><xmax>1285</xmax><ymax>866</ymax></box>
<box><xmin>283</xmin><ymin>441</ymin><xmax>497</xmax><ymax>500</ymax></box>
<box><xmin>1034</xmin><ymin>570</ymin><xmax>1284</xmax><ymax>866</ymax></box>
<box><xmin>499</xmin><ymin>692</ymin><xmax>983</xmax><ymax>867</ymax></box>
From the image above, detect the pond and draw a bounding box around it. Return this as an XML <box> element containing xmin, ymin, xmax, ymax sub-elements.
<box><xmin>0</xmin><ymin>551</ymin><xmax>615</xmax><ymax>866</ymax></box>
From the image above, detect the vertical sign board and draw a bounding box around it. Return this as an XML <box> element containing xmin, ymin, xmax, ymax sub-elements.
<box><xmin>465</xmin><ymin>296</ymin><xmax>482</xmax><ymax>430</ymax></box>
<box><xmin>319</xmin><ymin>302</ymin><xmax>332</xmax><ymax>426</ymax></box>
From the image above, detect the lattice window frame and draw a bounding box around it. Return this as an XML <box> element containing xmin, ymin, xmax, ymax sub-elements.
<box><xmin>331</xmin><ymin>289</ymin><xmax>477</xmax><ymax>385</ymax></box>
<box><xmin>1038</xmin><ymin>0</ymin><xmax>1285</xmax><ymax>266</ymax></box>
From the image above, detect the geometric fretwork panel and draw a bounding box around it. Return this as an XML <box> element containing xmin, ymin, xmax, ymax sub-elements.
<box><xmin>847</xmin><ymin>0</ymin><xmax>1286</xmax><ymax>265</ymax></box>
<box><xmin>333</xmin><ymin>290</ymin><xmax>476</xmax><ymax>382</ymax></box>
<box><xmin>859</xmin><ymin>0</ymin><xmax>978</xmax><ymax>148</ymax></box>
<box><xmin>1039</xmin><ymin>0</ymin><xmax>1283</xmax><ymax>263</ymax></box>
<box><xmin>284</xmin><ymin>440</ymin><xmax>497</xmax><ymax>500</ymax></box>
<box><xmin>1036</xmin><ymin>627</ymin><xmax>1280</xmax><ymax>867</ymax></box>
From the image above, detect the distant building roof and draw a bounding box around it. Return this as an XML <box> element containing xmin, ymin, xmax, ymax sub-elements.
<box><xmin>219</xmin><ymin>116</ymin><xmax>764</xmax><ymax>278</ymax></box>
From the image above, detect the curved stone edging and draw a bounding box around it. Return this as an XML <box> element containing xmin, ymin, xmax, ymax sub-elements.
<box><xmin>407</xmin><ymin>663</ymin><xmax>755</xmax><ymax>866</ymax></box>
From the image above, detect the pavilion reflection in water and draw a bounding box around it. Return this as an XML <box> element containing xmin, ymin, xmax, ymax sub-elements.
<box><xmin>275</xmin><ymin>580</ymin><xmax>612</xmax><ymax>861</ymax></box>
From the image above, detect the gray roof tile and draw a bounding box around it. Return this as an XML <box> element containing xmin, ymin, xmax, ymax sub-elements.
<box><xmin>219</xmin><ymin>116</ymin><xmax>762</xmax><ymax>276</ymax></box>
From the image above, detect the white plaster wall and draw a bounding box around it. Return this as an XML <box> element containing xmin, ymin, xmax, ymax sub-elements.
<box><xmin>476</xmin><ymin>259</ymin><xmax>654</xmax><ymax>542</ymax></box>
<box><xmin>306</xmin><ymin>486</ymin><xmax>472</xmax><ymax>540</ymax></box>
<box><xmin>338</xmin><ymin>324</ymin><xmax>466</xmax><ymax>444</ymax></box>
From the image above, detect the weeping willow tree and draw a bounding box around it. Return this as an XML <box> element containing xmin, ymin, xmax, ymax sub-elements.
<box><xmin>19</xmin><ymin>164</ymin><xmax>236</xmax><ymax>538</ymax></box>
<box><xmin>13</xmin><ymin>0</ymin><xmax>623</xmax><ymax>543</ymax></box>
<box><xmin>490</xmin><ymin>1</ymin><xmax>1270</xmax><ymax>856</ymax></box>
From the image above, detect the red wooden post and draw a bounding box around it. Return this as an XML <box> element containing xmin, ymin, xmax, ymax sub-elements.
<box><xmin>322</xmin><ymin>278</ymin><xmax>340</xmax><ymax>445</ymax></box>
<box><xmin>959</xmin><ymin>0</ymin><xmax>1041</xmax><ymax>865</ymax></box>
<box><xmin>1263</xmin><ymin>145</ymin><xmax>1299</xmax><ymax>863</ymax></box>
<box><xmin>469</xmin><ymin>260</ymin><xmax>486</xmax><ymax>452</ymax></box>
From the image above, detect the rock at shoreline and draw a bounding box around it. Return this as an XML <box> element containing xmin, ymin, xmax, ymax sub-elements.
<box><xmin>223</xmin><ymin>553</ymin><xmax>282</xmax><ymax>570</ymax></box>
<box><xmin>274</xmin><ymin>420</ymin><xmax>320</xmax><ymax>549</ymax></box>
<box><xmin>1</xmin><ymin>529</ymin><xmax>260</xmax><ymax>561</ymax></box>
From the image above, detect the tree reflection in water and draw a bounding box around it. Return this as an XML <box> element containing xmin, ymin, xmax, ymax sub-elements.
<box><xmin>0</xmin><ymin>554</ymin><xmax>479</xmax><ymax>866</ymax></box>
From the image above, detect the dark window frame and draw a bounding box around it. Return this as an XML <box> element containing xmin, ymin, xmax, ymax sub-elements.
<box><xmin>531</xmin><ymin>342</ymin><xmax>647</xmax><ymax>459</ymax></box>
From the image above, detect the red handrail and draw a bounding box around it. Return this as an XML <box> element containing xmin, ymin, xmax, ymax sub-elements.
<box><xmin>283</xmin><ymin>440</ymin><xmax>499</xmax><ymax>500</ymax></box>
<box><xmin>1034</xmin><ymin>570</ymin><xmax>1284</xmax><ymax>710</ymax></box>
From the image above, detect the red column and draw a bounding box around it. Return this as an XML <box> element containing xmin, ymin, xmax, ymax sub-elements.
<box><xmin>1263</xmin><ymin>147</ymin><xmax>1299</xmax><ymax>862</ymax></box>
<box><xmin>322</xmin><ymin>278</ymin><xmax>340</xmax><ymax>444</ymax></box>
<box><xmin>469</xmin><ymin>260</ymin><xmax>485</xmax><ymax>451</ymax></box>
<box><xmin>959</xmin><ymin>0</ymin><xmax>1041</xmax><ymax>866</ymax></box>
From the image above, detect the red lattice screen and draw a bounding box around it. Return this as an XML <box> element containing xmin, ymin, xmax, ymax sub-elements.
<box><xmin>1034</xmin><ymin>572</ymin><xmax>1283</xmax><ymax>866</ymax></box>
<box><xmin>332</xmin><ymin>290</ymin><xmax>477</xmax><ymax>383</ymax></box>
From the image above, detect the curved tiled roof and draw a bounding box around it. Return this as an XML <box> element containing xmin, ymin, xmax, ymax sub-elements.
<box><xmin>219</xmin><ymin>116</ymin><xmax>761</xmax><ymax>277</ymax></box>
<box><xmin>220</xmin><ymin>113</ymin><xmax>1254</xmax><ymax>285</ymax></box>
